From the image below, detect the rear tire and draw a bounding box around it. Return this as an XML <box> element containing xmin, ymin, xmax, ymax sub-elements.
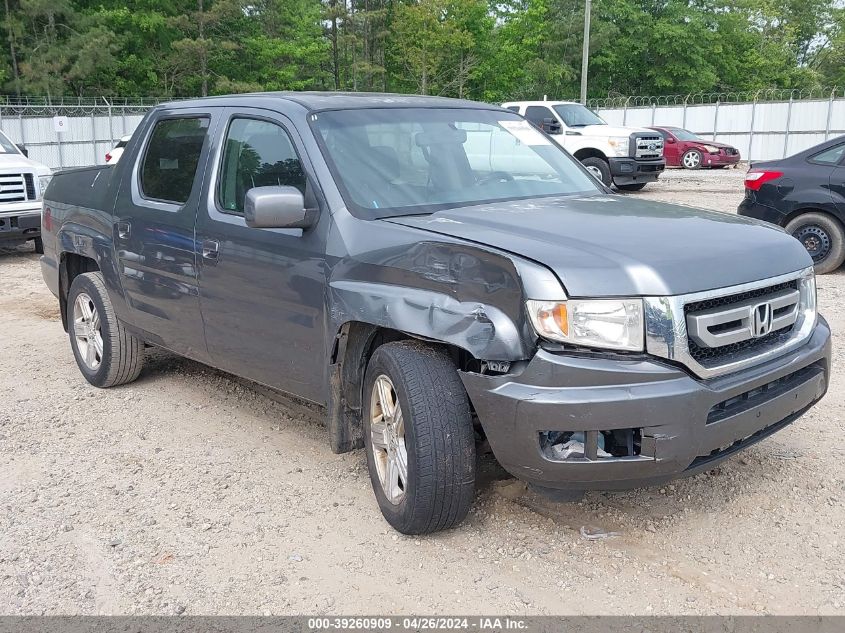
<box><xmin>33</xmin><ymin>236</ymin><xmax>43</xmax><ymax>254</ymax></box>
<box><xmin>616</xmin><ymin>182</ymin><xmax>647</xmax><ymax>192</ymax></box>
<box><xmin>682</xmin><ymin>149</ymin><xmax>702</xmax><ymax>170</ymax></box>
<box><xmin>581</xmin><ymin>157</ymin><xmax>611</xmax><ymax>186</ymax></box>
<box><xmin>786</xmin><ymin>212</ymin><xmax>845</xmax><ymax>275</ymax></box>
<box><xmin>363</xmin><ymin>341</ymin><xmax>475</xmax><ymax>534</ymax></box>
<box><xmin>68</xmin><ymin>272</ymin><xmax>144</xmax><ymax>387</ymax></box>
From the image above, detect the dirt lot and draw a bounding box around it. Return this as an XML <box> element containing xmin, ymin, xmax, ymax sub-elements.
<box><xmin>2</xmin><ymin>166</ymin><xmax>844</xmax><ymax>616</ymax></box>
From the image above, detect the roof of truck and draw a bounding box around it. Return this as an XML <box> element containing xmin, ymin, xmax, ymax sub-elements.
<box><xmin>160</xmin><ymin>92</ymin><xmax>503</xmax><ymax>112</ymax></box>
<box><xmin>502</xmin><ymin>100</ymin><xmax>579</xmax><ymax>107</ymax></box>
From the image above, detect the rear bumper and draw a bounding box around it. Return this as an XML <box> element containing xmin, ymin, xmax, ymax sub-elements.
<box><xmin>737</xmin><ymin>196</ymin><xmax>785</xmax><ymax>225</ymax></box>
<box><xmin>0</xmin><ymin>206</ymin><xmax>40</xmax><ymax>241</ymax></box>
<box><xmin>460</xmin><ymin>317</ymin><xmax>830</xmax><ymax>490</ymax></box>
<box><xmin>608</xmin><ymin>157</ymin><xmax>665</xmax><ymax>185</ymax></box>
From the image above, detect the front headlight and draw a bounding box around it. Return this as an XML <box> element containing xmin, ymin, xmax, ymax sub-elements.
<box><xmin>702</xmin><ymin>144</ymin><xmax>720</xmax><ymax>154</ymax></box>
<box><xmin>527</xmin><ymin>298</ymin><xmax>644</xmax><ymax>351</ymax></box>
<box><xmin>607</xmin><ymin>136</ymin><xmax>631</xmax><ymax>157</ymax></box>
<box><xmin>798</xmin><ymin>267</ymin><xmax>817</xmax><ymax>327</ymax></box>
<box><xmin>38</xmin><ymin>174</ymin><xmax>52</xmax><ymax>198</ymax></box>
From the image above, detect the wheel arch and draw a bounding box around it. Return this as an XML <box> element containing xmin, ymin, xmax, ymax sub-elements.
<box><xmin>326</xmin><ymin>321</ymin><xmax>484</xmax><ymax>455</ymax></box>
<box><xmin>573</xmin><ymin>147</ymin><xmax>608</xmax><ymax>162</ymax></box>
<box><xmin>59</xmin><ymin>252</ymin><xmax>100</xmax><ymax>331</ymax></box>
<box><xmin>781</xmin><ymin>206</ymin><xmax>845</xmax><ymax>230</ymax></box>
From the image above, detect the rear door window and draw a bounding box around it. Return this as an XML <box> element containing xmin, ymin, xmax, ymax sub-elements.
<box><xmin>217</xmin><ymin>118</ymin><xmax>306</xmax><ymax>215</ymax></box>
<box><xmin>140</xmin><ymin>117</ymin><xmax>209</xmax><ymax>204</ymax></box>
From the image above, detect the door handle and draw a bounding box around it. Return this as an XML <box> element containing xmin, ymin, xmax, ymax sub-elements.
<box><xmin>116</xmin><ymin>221</ymin><xmax>131</xmax><ymax>240</ymax></box>
<box><xmin>202</xmin><ymin>239</ymin><xmax>220</xmax><ymax>261</ymax></box>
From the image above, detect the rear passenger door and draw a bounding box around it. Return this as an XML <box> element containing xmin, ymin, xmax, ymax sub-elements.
<box><xmin>817</xmin><ymin>143</ymin><xmax>845</xmax><ymax>212</ymax></box>
<box><xmin>194</xmin><ymin>107</ymin><xmax>329</xmax><ymax>404</ymax></box>
<box><xmin>113</xmin><ymin>108</ymin><xmax>219</xmax><ymax>362</ymax></box>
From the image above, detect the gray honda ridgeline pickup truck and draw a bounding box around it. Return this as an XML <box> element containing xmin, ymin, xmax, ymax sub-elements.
<box><xmin>41</xmin><ymin>93</ymin><xmax>830</xmax><ymax>534</ymax></box>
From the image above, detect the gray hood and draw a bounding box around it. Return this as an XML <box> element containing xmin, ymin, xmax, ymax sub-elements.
<box><xmin>386</xmin><ymin>195</ymin><xmax>812</xmax><ymax>297</ymax></box>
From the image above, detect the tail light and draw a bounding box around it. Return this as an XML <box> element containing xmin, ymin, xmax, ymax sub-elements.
<box><xmin>745</xmin><ymin>170</ymin><xmax>783</xmax><ymax>191</ymax></box>
<box><xmin>105</xmin><ymin>153</ymin><xmax>112</xmax><ymax>162</ymax></box>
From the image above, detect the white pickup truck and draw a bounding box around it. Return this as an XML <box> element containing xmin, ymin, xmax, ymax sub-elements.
<box><xmin>502</xmin><ymin>100</ymin><xmax>665</xmax><ymax>190</ymax></box>
<box><xmin>0</xmin><ymin>129</ymin><xmax>51</xmax><ymax>252</ymax></box>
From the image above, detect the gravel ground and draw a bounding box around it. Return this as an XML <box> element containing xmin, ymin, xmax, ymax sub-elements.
<box><xmin>2</xmin><ymin>166</ymin><xmax>844</xmax><ymax>616</ymax></box>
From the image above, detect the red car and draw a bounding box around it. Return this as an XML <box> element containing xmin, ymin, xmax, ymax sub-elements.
<box><xmin>648</xmin><ymin>126</ymin><xmax>741</xmax><ymax>170</ymax></box>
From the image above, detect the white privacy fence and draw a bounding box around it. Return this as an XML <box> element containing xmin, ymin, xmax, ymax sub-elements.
<box><xmin>594</xmin><ymin>96</ymin><xmax>845</xmax><ymax>162</ymax></box>
<box><xmin>0</xmin><ymin>98</ymin><xmax>159</xmax><ymax>171</ymax></box>
<box><xmin>1</xmin><ymin>93</ymin><xmax>844</xmax><ymax>170</ymax></box>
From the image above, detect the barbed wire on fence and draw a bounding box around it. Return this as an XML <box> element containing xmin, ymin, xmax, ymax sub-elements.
<box><xmin>0</xmin><ymin>95</ymin><xmax>174</xmax><ymax>117</ymax></box>
<box><xmin>587</xmin><ymin>87</ymin><xmax>841</xmax><ymax>109</ymax></box>
<box><xmin>0</xmin><ymin>87</ymin><xmax>842</xmax><ymax>115</ymax></box>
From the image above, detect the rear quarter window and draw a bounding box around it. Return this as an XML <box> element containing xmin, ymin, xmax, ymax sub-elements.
<box><xmin>810</xmin><ymin>144</ymin><xmax>845</xmax><ymax>166</ymax></box>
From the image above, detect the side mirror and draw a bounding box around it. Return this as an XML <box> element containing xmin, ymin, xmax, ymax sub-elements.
<box><xmin>666</xmin><ymin>137</ymin><xmax>676</xmax><ymax>144</ymax></box>
<box><xmin>541</xmin><ymin>117</ymin><xmax>562</xmax><ymax>135</ymax></box>
<box><xmin>565</xmin><ymin>130</ymin><xmax>582</xmax><ymax>136</ymax></box>
<box><xmin>16</xmin><ymin>144</ymin><xmax>28</xmax><ymax>157</ymax></box>
<box><xmin>244</xmin><ymin>186</ymin><xmax>316</xmax><ymax>230</ymax></box>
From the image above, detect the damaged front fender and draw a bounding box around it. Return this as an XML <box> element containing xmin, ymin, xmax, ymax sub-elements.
<box><xmin>330</xmin><ymin>279</ymin><xmax>525</xmax><ymax>361</ymax></box>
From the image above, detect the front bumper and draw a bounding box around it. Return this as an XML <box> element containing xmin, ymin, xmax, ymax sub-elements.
<box><xmin>460</xmin><ymin>317</ymin><xmax>830</xmax><ymax>490</ymax></box>
<box><xmin>0</xmin><ymin>206</ymin><xmax>40</xmax><ymax>242</ymax></box>
<box><xmin>702</xmin><ymin>152</ymin><xmax>740</xmax><ymax>167</ymax></box>
<box><xmin>608</xmin><ymin>157</ymin><xmax>665</xmax><ymax>185</ymax></box>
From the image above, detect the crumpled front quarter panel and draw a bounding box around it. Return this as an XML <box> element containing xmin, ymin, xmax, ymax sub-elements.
<box><xmin>326</xmin><ymin>213</ymin><xmax>535</xmax><ymax>361</ymax></box>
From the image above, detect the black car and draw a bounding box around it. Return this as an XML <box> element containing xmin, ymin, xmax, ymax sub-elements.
<box><xmin>739</xmin><ymin>135</ymin><xmax>845</xmax><ymax>274</ymax></box>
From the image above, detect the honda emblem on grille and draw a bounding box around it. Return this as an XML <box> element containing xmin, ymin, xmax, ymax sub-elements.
<box><xmin>752</xmin><ymin>302</ymin><xmax>774</xmax><ymax>337</ymax></box>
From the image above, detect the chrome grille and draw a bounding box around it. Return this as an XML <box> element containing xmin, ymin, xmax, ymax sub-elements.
<box><xmin>685</xmin><ymin>280</ymin><xmax>800</xmax><ymax>366</ymax></box>
<box><xmin>644</xmin><ymin>269</ymin><xmax>817</xmax><ymax>379</ymax></box>
<box><xmin>0</xmin><ymin>172</ymin><xmax>34</xmax><ymax>203</ymax></box>
<box><xmin>632</xmin><ymin>134</ymin><xmax>664</xmax><ymax>159</ymax></box>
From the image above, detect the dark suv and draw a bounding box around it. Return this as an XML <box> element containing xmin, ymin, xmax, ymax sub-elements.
<box><xmin>41</xmin><ymin>93</ymin><xmax>830</xmax><ymax>534</ymax></box>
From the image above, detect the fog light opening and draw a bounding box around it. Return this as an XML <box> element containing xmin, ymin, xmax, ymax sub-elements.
<box><xmin>540</xmin><ymin>428</ymin><xmax>642</xmax><ymax>461</ymax></box>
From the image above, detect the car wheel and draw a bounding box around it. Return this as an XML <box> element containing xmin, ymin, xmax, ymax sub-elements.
<box><xmin>68</xmin><ymin>272</ymin><xmax>145</xmax><ymax>387</ymax></box>
<box><xmin>617</xmin><ymin>183</ymin><xmax>647</xmax><ymax>192</ymax></box>
<box><xmin>363</xmin><ymin>341</ymin><xmax>475</xmax><ymax>534</ymax></box>
<box><xmin>786</xmin><ymin>212</ymin><xmax>845</xmax><ymax>275</ymax></box>
<box><xmin>581</xmin><ymin>157</ymin><xmax>611</xmax><ymax>186</ymax></box>
<box><xmin>681</xmin><ymin>149</ymin><xmax>702</xmax><ymax>169</ymax></box>
<box><xmin>33</xmin><ymin>236</ymin><xmax>43</xmax><ymax>254</ymax></box>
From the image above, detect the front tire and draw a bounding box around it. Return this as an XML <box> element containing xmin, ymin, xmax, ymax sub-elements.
<box><xmin>681</xmin><ymin>149</ymin><xmax>702</xmax><ymax>170</ymax></box>
<box><xmin>785</xmin><ymin>212</ymin><xmax>845</xmax><ymax>274</ymax></box>
<box><xmin>581</xmin><ymin>157</ymin><xmax>611</xmax><ymax>186</ymax></box>
<box><xmin>33</xmin><ymin>236</ymin><xmax>43</xmax><ymax>254</ymax></box>
<box><xmin>617</xmin><ymin>182</ymin><xmax>647</xmax><ymax>192</ymax></box>
<box><xmin>68</xmin><ymin>272</ymin><xmax>144</xmax><ymax>387</ymax></box>
<box><xmin>363</xmin><ymin>341</ymin><xmax>475</xmax><ymax>534</ymax></box>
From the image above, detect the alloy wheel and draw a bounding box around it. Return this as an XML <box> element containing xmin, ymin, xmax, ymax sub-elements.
<box><xmin>683</xmin><ymin>151</ymin><xmax>701</xmax><ymax>169</ymax></box>
<box><xmin>369</xmin><ymin>374</ymin><xmax>408</xmax><ymax>505</ymax></box>
<box><xmin>73</xmin><ymin>292</ymin><xmax>104</xmax><ymax>370</ymax></box>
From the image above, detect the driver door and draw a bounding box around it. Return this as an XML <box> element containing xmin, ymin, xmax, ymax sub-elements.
<box><xmin>195</xmin><ymin>107</ymin><xmax>330</xmax><ymax>403</ymax></box>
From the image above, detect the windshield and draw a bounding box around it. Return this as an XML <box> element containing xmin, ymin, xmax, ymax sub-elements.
<box><xmin>311</xmin><ymin>108</ymin><xmax>601</xmax><ymax>217</ymax></box>
<box><xmin>669</xmin><ymin>128</ymin><xmax>700</xmax><ymax>141</ymax></box>
<box><xmin>552</xmin><ymin>104</ymin><xmax>606</xmax><ymax>127</ymax></box>
<box><xmin>0</xmin><ymin>130</ymin><xmax>20</xmax><ymax>154</ymax></box>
